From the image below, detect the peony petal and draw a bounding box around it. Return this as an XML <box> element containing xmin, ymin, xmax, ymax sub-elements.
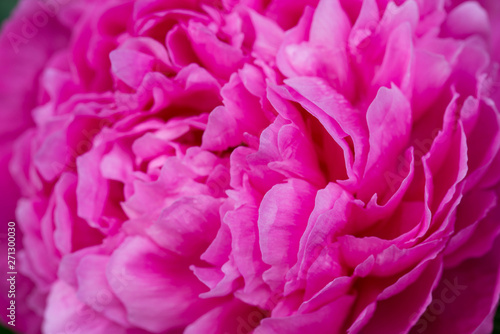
<box><xmin>147</xmin><ymin>195</ymin><xmax>222</xmax><ymax>257</ymax></box>
<box><xmin>107</xmin><ymin>236</ymin><xmax>218</xmax><ymax>332</ymax></box>
<box><xmin>285</xmin><ymin>77</ymin><xmax>369</xmax><ymax>185</ymax></box>
<box><xmin>309</xmin><ymin>0</ymin><xmax>351</xmax><ymax>47</ymax></box>
<box><xmin>259</xmin><ymin>179</ymin><xmax>317</xmax><ymax>291</ymax></box>
<box><xmin>186</xmin><ymin>21</ymin><xmax>244</xmax><ymax>80</ymax></box>
<box><xmin>185</xmin><ymin>299</ymin><xmax>265</xmax><ymax>334</ymax></box>
<box><xmin>359</xmin><ymin>259</ymin><xmax>443</xmax><ymax>334</ymax></box>
<box><xmin>43</xmin><ymin>280</ymin><xmax>125</xmax><ymax>334</ymax></box>
<box><xmin>254</xmin><ymin>295</ymin><xmax>355</xmax><ymax>334</ymax></box>
<box><xmin>76</xmin><ymin>255</ymin><xmax>130</xmax><ymax>327</ymax></box>
<box><xmin>372</xmin><ymin>22</ymin><xmax>414</xmax><ymax>97</ymax></box>
<box><xmin>443</xmin><ymin>1</ymin><xmax>490</xmax><ymax>39</ymax></box>
<box><xmin>413</xmin><ymin>237</ymin><xmax>500</xmax><ymax>334</ymax></box>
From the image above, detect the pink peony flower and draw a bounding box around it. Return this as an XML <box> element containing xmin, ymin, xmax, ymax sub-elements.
<box><xmin>1</xmin><ymin>0</ymin><xmax>499</xmax><ymax>333</ymax></box>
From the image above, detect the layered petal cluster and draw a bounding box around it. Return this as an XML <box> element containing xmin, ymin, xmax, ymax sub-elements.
<box><xmin>1</xmin><ymin>0</ymin><xmax>500</xmax><ymax>333</ymax></box>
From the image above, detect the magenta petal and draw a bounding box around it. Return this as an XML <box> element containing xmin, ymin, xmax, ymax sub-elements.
<box><xmin>372</xmin><ymin>22</ymin><xmax>414</xmax><ymax>96</ymax></box>
<box><xmin>43</xmin><ymin>280</ymin><xmax>125</xmax><ymax>334</ymax></box>
<box><xmin>463</xmin><ymin>100</ymin><xmax>500</xmax><ymax>190</ymax></box>
<box><xmin>187</xmin><ymin>21</ymin><xmax>244</xmax><ymax>80</ymax></box>
<box><xmin>76</xmin><ymin>255</ymin><xmax>129</xmax><ymax>327</ymax></box>
<box><xmin>223</xmin><ymin>197</ymin><xmax>272</xmax><ymax>307</ymax></box>
<box><xmin>107</xmin><ymin>236</ymin><xmax>217</xmax><ymax>332</ymax></box>
<box><xmin>121</xmin><ymin>157</ymin><xmax>206</xmax><ymax>220</ymax></box>
<box><xmin>443</xmin><ymin>1</ymin><xmax>490</xmax><ymax>39</ymax></box>
<box><xmin>54</xmin><ymin>173</ymin><xmax>103</xmax><ymax>254</ymax></box>
<box><xmin>259</xmin><ymin>179</ymin><xmax>317</xmax><ymax>291</ymax></box>
<box><xmin>309</xmin><ymin>0</ymin><xmax>350</xmax><ymax>47</ymax></box>
<box><xmin>110</xmin><ymin>49</ymin><xmax>156</xmax><ymax>89</ymax></box>
<box><xmin>202</xmin><ymin>106</ymin><xmax>242</xmax><ymax>151</ymax></box>
<box><xmin>76</xmin><ymin>144</ymin><xmax>108</xmax><ymax>229</ymax></box>
<box><xmin>359</xmin><ymin>260</ymin><xmax>443</xmax><ymax>334</ymax></box>
<box><xmin>411</xmin><ymin>50</ymin><xmax>451</xmax><ymax>120</ymax></box>
<box><xmin>248</xmin><ymin>9</ymin><xmax>285</xmax><ymax>62</ymax></box>
<box><xmin>359</xmin><ymin>84</ymin><xmax>412</xmax><ymax>201</ymax></box>
<box><xmin>0</xmin><ymin>0</ymin><xmax>69</xmax><ymax>137</ymax></box>
<box><xmin>286</xmin><ymin>183</ymin><xmax>352</xmax><ymax>296</ymax></box>
<box><xmin>443</xmin><ymin>192</ymin><xmax>500</xmax><ymax>268</ymax></box>
<box><xmin>33</xmin><ymin>127</ymin><xmax>70</xmax><ymax>182</ymax></box>
<box><xmin>444</xmin><ymin>189</ymin><xmax>497</xmax><ymax>266</ymax></box>
<box><xmin>147</xmin><ymin>195</ymin><xmax>222</xmax><ymax>257</ymax></box>
<box><xmin>3</xmin><ymin>0</ymin><xmax>500</xmax><ymax>332</ymax></box>
<box><xmin>285</xmin><ymin>77</ymin><xmax>368</xmax><ymax>183</ymax></box>
<box><xmin>255</xmin><ymin>295</ymin><xmax>355</xmax><ymax>334</ymax></box>
<box><xmin>185</xmin><ymin>299</ymin><xmax>263</xmax><ymax>334</ymax></box>
<box><xmin>276</xmin><ymin>7</ymin><xmax>315</xmax><ymax>78</ymax></box>
<box><xmin>414</xmin><ymin>238</ymin><xmax>500</xmax><ymax>334</ymax></box>
<box><xmin>166</xmin><ymin>24</ymin><xmax>199</xmax><ymax>69</ymax></box>
<box><xmin>196</xmin><ymin>260</ymin><xmax>241</xmax><ymax>298</ymax></box>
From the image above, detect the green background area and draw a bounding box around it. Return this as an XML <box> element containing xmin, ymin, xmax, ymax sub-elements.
<box><xmin>0</xmin><ymin>324</ymin><xmax>14</xmax><ymax>334</ymax></box>
<box><xmin>0</xmin><ymin>1</ymin><xmax>499</xmax><ymax>333</ymax></box>
<box><xmin>0</xmin><ymin>0</ymin><xmax>17</xmax><ymax>23</ymax></box>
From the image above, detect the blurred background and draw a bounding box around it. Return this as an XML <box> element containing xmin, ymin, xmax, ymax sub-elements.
<box><xmin>0</xmin><ymin>0</ymin><xmax>16</xmax><ymax>23</ymax></box>
<box><xmin>0</xmin><ymin>0</ymin><xmax>499</xmax><ymax>333</ymax></box>
<box><xmin>0</xmin><ymin>2</ymin><xmax>18</xmax><ymax>333</ymax></box>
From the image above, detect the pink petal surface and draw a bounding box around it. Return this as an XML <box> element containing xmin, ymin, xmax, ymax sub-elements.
<box><xmin>1</xmin><ymin>0</ymin><xmax>500</xmax><ymax>333</ymax></box>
